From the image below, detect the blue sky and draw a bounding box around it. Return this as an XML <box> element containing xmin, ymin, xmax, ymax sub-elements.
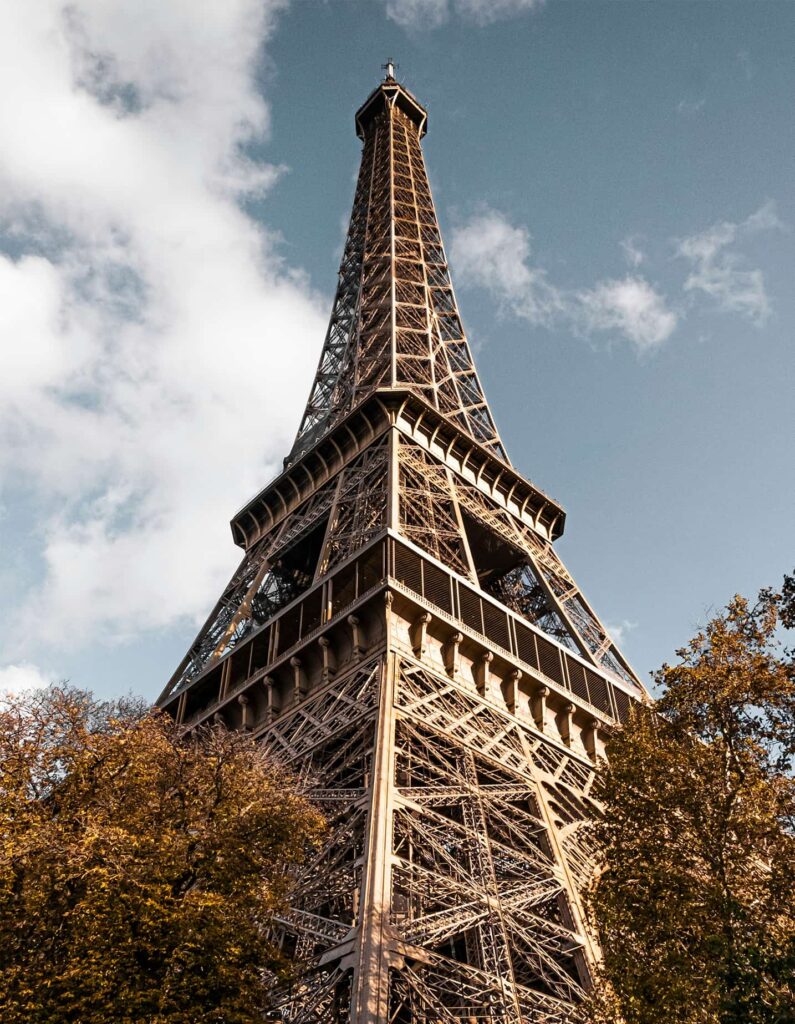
<box><xmin>0</xmin><ymin>0</ymin><xmax>792</xmax><ymax>702</ymax></box>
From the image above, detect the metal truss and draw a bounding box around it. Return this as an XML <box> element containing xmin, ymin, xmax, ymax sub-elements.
<box><xmin>394</xmin><ymin>432</ymin><xmax>638</xmax><ymax>686</ymax></box>
<box><xmin>289</xmin><ymin>80</ymin><xmax>507</xmax><ymax>467</ymax></box>
<box><xmin>255</xmin><ymin>649</ymin><xmax>598</xmax><ymax>1023</ymax></box>
<box><xmin>397</xmin><ymin>438</ymin><xmax>474</xmax><ymax>581</ymax></box>
<box><xmin>165</xmin><ymin>425</ymin><xmax>638</xmax><ymax>702</ymax></box>
<box><xmin>164</xmin><ymin>439</ymin><xmax>388</xmax><ymax>696</ymax></box>
<box><xmin>317</xmin><ymin>437</ymin><xmax>388</xmax><ymax>576</ymax></box>
<box><xmin>446</xmin><ymin>471</ymin><xmax>638</xmax><ymax>685</ymax></box>
<box><xmin>159</xmin><ymin>72</ymin><xmax>652</xmax><ymax>1021</ymax></box>
<box><xmin>163</xmin><ymin>74</ymin><xmax>639</xmax><ymax>700</ymax></box>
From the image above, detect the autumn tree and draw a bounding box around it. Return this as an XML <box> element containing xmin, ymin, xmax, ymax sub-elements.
<box><xmin>0</xmin><ymin>686</ymin><xmax>323</xmax><ymax>1024</ymax></box>
<box><xmin>588</xmin><ymin>579</ymin><xmax>795</xmax><ymax>1024</ymax></box>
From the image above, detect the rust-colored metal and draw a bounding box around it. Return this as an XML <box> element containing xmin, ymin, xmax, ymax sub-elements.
<box><xmin>157</xmin><ymin>70</ymin><xmax>650</xmax><ymax>1022</ymax></box>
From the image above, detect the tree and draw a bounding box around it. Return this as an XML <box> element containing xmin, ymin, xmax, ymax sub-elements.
<box><xmin>588</xmin><ymin>581</ymin><xmax>795</xmax><ymax>1024</ymax></box>
<box><xmin>0</xmin><ymin>686</ymin><xmax>323</xmax><ymax>1024</ymax></box>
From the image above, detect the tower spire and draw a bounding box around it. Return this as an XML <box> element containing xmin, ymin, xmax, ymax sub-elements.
<box><xmin>288</xmin><ymin>72</ymin><xmax>506</xmax><ymax>467</ymax></box>
<box><xmin>158</xmin><ymin>72</ymin><xmax>650</xmax><ymax>1024</ymax></box>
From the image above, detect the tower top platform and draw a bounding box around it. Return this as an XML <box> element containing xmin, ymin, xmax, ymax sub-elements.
<box><xmin>355</xmin><ymin>75</ymin><xmax>428</xmax><ymax>139</ymax></box>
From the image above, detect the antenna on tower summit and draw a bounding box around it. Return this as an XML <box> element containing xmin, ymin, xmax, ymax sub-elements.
<box><xmin>381</xmin><ymin>58</ymin><xmax>397</xmax><ymax>80</ymax></box>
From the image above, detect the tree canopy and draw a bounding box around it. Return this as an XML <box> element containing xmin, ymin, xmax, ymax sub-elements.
<box><xmin>0</xmin><ymin>687</ymin><xmax>323</xmax><ymax>1024</ymax></box>
<box><xmin>589</xmin><ymin>580</ymin><xmax>795</xmax><ymax>1024</ymax></box>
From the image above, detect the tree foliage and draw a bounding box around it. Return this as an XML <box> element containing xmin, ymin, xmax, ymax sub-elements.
<box><xmin>0</xmin><ymin>686</ymin><xmax>323</xmax><ymax>1024</ymax></box>
<box><xmin>589</xmin><ymin>580</ymin><xmax>795</xmax><ymax>1024</ymax></box>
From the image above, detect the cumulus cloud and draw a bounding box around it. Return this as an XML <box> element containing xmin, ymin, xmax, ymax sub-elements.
<box><xmin>676</xmin><ymin>201</ymin><xmax>782</xmax><ymax>323</ymax></box>
<box><xmin>0</xmin><ymin>663</ymin><xmax>53</xmax><ymax>696</ymax></box>
<box><xmin>577</xmin><ymin>278</ymin><xmax>678</xmax><ymax>352</ymax></box>
<box><xmin>450</xmin><ymin>208</ymin><xmax>677</xmax><ymax>351</ymax></box>
<box><xmin>452</xmin><ymin>203</ymin><xmax>783</xmax><ymax>349</ymax></box>
<box><xmin>450</xmin><ymin>209</ymin><xmax>563</xmax><ymax>325</ymax></box>
<box><xmin>385</xmin><ymin>0</ymin><xmax>543</xmax><ymax>30</ymax></box>
<box><xmin>0</xmin><ymin>1</ymin><xmax>325</xmax><ymax>653</ymax></box>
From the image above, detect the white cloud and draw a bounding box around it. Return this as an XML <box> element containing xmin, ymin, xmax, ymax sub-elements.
<box><xmin>385</xmin><ymin>0</ymin><xmax>543</xmax><ymax>30</ymax></box>
<box><xmin>385</xmin><ymin>0</ymin><xmax>449</xmax><ymax>30</ymax></box>
<box><xmin>454</xmin><ymin>0</ymin><xmax>544</xmax><ymax>26</ymax></box>
<box><xmin>453</xmin><ymin>203</ymin><xmax>782</xmax><ymax>350</ymax></box>
<box><xmin>0</xmin><ymin>663</ymin><xmax>53</xmax><ymax>696</ymax></box>
<box><xmin>605</xmin><ymin>620</ymin><xmax>637</xmax><ymax>648</ymax></box>
<box><xmin>676</xmin><ymin>97</ymin><xmax>706</xmax><ymax>116</ymax></box>
<box><xmin>620</xmin><ymin>235</ymin><xmax>645</xmax><ymax>268</ymax></box>
<box><xmin>577</xmin><ymin>277</ymin><xmax>678</xmax><ymax>352</ymax></box>
<box><xmin>450</xmin><ymin>208</ymin><xmax>677</xmax><ymax>351</ymax></box>
<box><xmin>742</xmin><ymin>199</ymin><xmax>783</xmax><ymax>234</ymax></box>
<box><xmin>0</xmin><ymin>255</ymin><xmax>92</xmax><ymax>395</ymax></box>
<box><xmin>450</xmin><ymin>209</ymin><xmax>563</xmax><ymax>325</ymax></box>
<box><xmin>0</xmin><ymin>1</ymin><xmax>326</xmax><ymax>654</ymax></box>
<box><xmin>676</xmin><ymin>201</ymin><xmax>782</xmax><ymax>323</ymax></box>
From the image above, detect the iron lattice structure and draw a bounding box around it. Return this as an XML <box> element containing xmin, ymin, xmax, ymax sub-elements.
<box><xmin>158</xmin><ymin>72</ymin><xmax>649</xmax><ymax>1023</ymax></box>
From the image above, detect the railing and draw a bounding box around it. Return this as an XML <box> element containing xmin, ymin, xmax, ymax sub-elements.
<box><xmin>169</xmin><ymin>532</ymin><xmax>640</xmax><ymax>729</ymax></box>
<box><xmin>387</xmin><ymin>537</ymin><xmax>637</xmax><ymax>724</ymax></box>
<box><xmin>171</xmin><ymin>538</ymin><xmax>388</xmax><ymax>726</ymax></box>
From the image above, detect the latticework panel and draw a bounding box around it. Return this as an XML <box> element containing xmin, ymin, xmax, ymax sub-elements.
<box><xmin>287</xmin><ymin>127</ymin><xmax>377</xmax><ymax>461</ymax></box>
<box><xmin>448</xmin><ymin>473</ymin><xmax>638</xmax><ymax>685</ymax></box>
<box><xmin>289</xmin><ymin>86</ymin><xmax>507</xmax><ymax>466</ymax></box>
<box><xmin>389</xmin><ymin>658</ymin><xmax>597</xmax><ymax>1022</ymax></box>
<box><xmin>394</xmin><ymin>111</ymin><xmax>505</xmax><ymax>458</ymax></box>
<box><xmin>397</xmin><ymin>437</ymin><xmax>474</xmax><ymax>581</ymax></box>
<box><xmin>263</xmin><ymin>659</ymin><xmax>381</xmax><ymax>1023</ymax></box>
<box><xmin>261</xmin><ymin>645</ymin><xmax>599</xmax><ymax>1023</ymax></box>
<box><xmin>165</xmin><ymin>442</ymin><xmax>388</xmax><ymax>695</ymax></box>
<box><xmin>317</xmin><ymin>436</ymin><xmax>389</xmax><ymax>575</ymax></box>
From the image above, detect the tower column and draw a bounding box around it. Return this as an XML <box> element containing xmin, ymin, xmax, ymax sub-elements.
<box><xmin>350</xmin><ymin>597</ymin><xmax>397</xmax><ymax>1024</ymax></box>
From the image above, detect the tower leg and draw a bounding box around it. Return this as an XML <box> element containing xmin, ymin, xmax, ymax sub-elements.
<box><xmin>350</xmin><ymin>615</ymin><xmax>397</xmax><ymax>1023</ymax></box>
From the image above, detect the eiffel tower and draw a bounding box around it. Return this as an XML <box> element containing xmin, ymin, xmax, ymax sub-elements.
<box><xmin>158</xmin><ymin>67</ymin><xmax>649</xmax><ymax>1023</ymax></box>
